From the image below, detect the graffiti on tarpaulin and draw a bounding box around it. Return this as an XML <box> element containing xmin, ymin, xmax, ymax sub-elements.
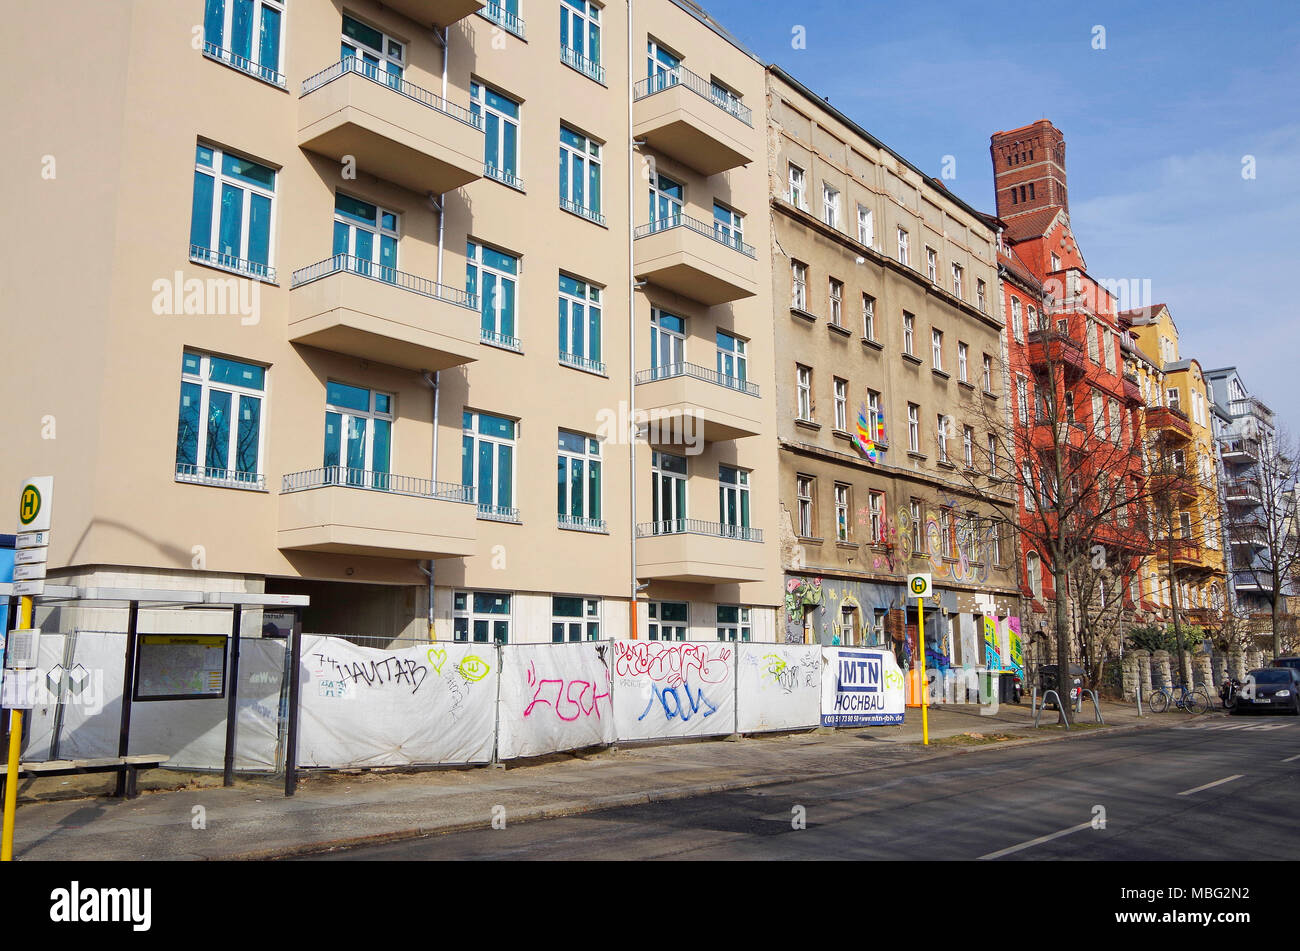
<box><xmin>522</xmin><ymin>660</ymin><xmax>611</xmax><ymax>721</ymax></box>
<box><xmin>613</xmin><ymin>641</ymin><xmax>732</xmax><ymax>687</ymax></box>
<box><xmin>760</xmin><ymin>652</ymin><xmax>820</xmax><ymax>694</ymax></box>
<box><xmin>311</xmin><ymin>652</ymin><xmax>428</xmax><ymax>694</ymax></box>
<box><xmin>637</xmin><ymin>680</ymin><xmax>719</xmax><ymax>722</ymax></box>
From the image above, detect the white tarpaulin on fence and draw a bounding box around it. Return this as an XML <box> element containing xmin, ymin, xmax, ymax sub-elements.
<box><xmin>820</xmin><ymin>647</ymin><xmax>906</xmax><ymax>726</ymax></box>
<box><xmin>612</xmin><ymin>639</ymin><xmax>736</xmax><ymax>741</ymax></box>
<box><xmin>736</xmin><ymin>643</ymin><xmax>822</xmax><ymax>733</ymax></box>
<box><xmin>497</xmin><ymin>642</ymin><xmax>616</xmax><ymax>760</ymax></box>
<box><xmin>297</xmin><ymin>636</ymin><xmax>496</xmax><ymax>768</ymax></box>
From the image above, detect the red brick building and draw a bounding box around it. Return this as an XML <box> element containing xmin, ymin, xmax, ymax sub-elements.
<box><xmin>990</xmin><ymin>121</ymin><xmax>1150</xmax><ymax>663</ymax></box>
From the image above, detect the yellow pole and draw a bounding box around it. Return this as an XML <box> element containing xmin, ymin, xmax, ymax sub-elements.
<box><xmin>918</xmin><ymin>597</ymin><xmax>929</xmax><ymax>746</ymax></box>
<box><xmin>1</xmin><ymin>594</ymin><xmax>32</xmax><ymax>861</ymax></box>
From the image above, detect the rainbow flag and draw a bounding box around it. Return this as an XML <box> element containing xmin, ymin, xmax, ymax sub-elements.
<box><xmin>852</xmin><ymin>404</ymin><xmax>878</xmax><ymax>462</ymax></box>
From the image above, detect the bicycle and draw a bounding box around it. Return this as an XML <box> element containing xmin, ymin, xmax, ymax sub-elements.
<box><xmin>1147</xmin><ymin>682</ymin><xmax>1212</xmax><ymax>715</ymax></box>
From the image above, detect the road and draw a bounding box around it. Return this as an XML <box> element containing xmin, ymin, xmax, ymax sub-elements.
<box><xmin>305</xmin><ymin>717</ymin><xmax>1300</xmax><ymax>860</ymax></box>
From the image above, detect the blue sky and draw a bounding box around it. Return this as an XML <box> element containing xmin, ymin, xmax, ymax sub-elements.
<box><xmin>700</xmin><ymin>0</ymin><xmax>1299</xmax><ymax>430</ymax></box>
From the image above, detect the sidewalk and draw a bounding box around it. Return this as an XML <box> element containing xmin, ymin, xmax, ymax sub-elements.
<box><xmin>6</xmin><ymin>699</ymin><xmax>1191</xmax><ymax>861</ymax></box>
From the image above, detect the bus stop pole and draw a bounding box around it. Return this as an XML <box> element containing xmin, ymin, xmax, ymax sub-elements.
<box><xmin>222</xmin><ymin>605</ymin><xmax>243</xmax><ymax>787</ymax></box>
<box><xmin>284</xmin><ymin>620</ymin><xmax>302</xmax><ymax>797</ymax></box>
<box><xmin>114</xmin><ymin>600</ymin><xmax>140</xmax><ymax>797</ymax></box>
<box><xmin>1</xmin><ymin>594</ymin><xmax>34</xmax><ymax>861</ymax></box>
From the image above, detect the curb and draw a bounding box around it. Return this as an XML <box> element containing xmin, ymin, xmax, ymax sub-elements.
<box><xmin>224</xmin><ymin>711</ymin><xmax>1195</xmax><ymax>861</ymax></box>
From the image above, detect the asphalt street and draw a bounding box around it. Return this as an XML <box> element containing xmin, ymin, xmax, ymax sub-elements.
<box><xmin>305</xmin><ymin>717</ymin><xmax>1300</xmax><ymax>860</ymax></box>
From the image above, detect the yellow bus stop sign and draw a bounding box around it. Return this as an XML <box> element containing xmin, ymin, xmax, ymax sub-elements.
<box><xmin>907</xmin><ymin>573</ymin><xmax>932</xmax><ymax>599</ymax></box>
<box><xmin>16</xmin><ymin>476</ymin><xmax>53</xmax><ymax>532</ymax></box>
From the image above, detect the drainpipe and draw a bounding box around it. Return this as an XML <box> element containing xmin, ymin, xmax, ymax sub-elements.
<box><xmin>627</xmin><ymin>0</ymin><xmax>639</xmax><ymax>638</ymax></box>
<box><xmin>422</xmin><ymin>370</ymin><xmax>442</xmax><ymax>640</ymax></box>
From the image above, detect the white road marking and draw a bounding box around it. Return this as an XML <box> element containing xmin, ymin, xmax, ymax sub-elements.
<box><xmin>1178</xmin><ymin>774</ymin><xmax>1244</xmax><ymax>796</ymax></box>
<box><xmin>1282</xmin><ymin>754</ymin><xmax>1300</xmax><ymax>763</ymax></box>
<box><xmin>978</xmin><ymin>821</ymin><xmax>1094</xmax><ymax>861</ymax></box>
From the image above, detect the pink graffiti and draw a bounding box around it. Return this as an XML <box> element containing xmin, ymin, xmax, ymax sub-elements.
<box><xmin>613</xmin><ymin>642</ymin><xmax>732</xmax><ymax>687</ymax></box>
<box><xmin>523</xmin><ymin>661</ymin><xmax>611</xmax><ymax>721</ymax></box>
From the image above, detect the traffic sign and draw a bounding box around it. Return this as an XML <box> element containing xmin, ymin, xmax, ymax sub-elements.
<box><xmin>11</xmin><ymin>580</ymin><xmax>45</xmax><ymax>597</ymax></box>
<box><xmin>12</xmin><ymin>564</ymin><xmax>46</xmax><ymax>582</ymax></box>
<box><xmin>16</xmin><ymin>477</ymin><xmax>53</xmax><ymax>533</ymax></box>
<box><xmin>907</xmin><ymin>573</ymin><xmax>933</xmax><ymax>599</ymax></box>
<box><xmin>14</xmin><ymin>531</ymin><xmax>48</xmax><ymax>550</ymax></box>
<box><xmin>13</xmin><ymin>548</ymin><xmax>46</xmax><ymax>567</ymax></box>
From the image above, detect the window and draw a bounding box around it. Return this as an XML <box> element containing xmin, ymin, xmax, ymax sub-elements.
<box><xmin>716</xmin><ymin>606</ymin><xmax>752</xmax><ymax>642</ymax></box>
<box><xmin>992</xmin><ymin>523</ymin><xmax>1003</xmax><ymax>566</ymax></box>
<box><xmin>1050</xmin><ymin>252</ymin><xmax>1061</xmax><ymax>270</ymax></box>
<box><xmin>958</xmin><ymin>342</ymin><xmax>969</xmax><ymax>382</ymax></box>
<box><xmin>862</xmin><ymin>294</ymin><xmax>876</xmax><ymax>340</ymax></box>
<box><xmin>648</xmin><ymin>309</ymin><xmax>685</xmax><ymax>375</ymax></box>
<box><xmin>1026</xmin><ymin>553</ymin><xmax>1042</xmax><ymax>598</ymax></box>
<box><xmin>560</xmin><ymin>0</ymin><xmax>602</xmax><ymax>82</ymax></box>
<box><xmin>940</xmin><ymin>508</ymin><xmax>954</xmax><ymax>557</ymax></box>
<box><xmin>908</xmin><ymin>404</ymin><xmax>920</xmax><ymax>452</ymax></box>
<box><xmin>1092</xmin><ymin>391</ymin><xmax>1106</xmax><ymax>440</ymax></box>
<box><xmin>963</xmin><ymin>425</ymin><xmax>974</xmax><ymax>468</ymax></box>
<box><xmin>1109</xmin><ymin>398</ymin><xmax>1122</xmax><ymax>444</ymax></box>
<box><xmin>471</xmin><ymin>82</ymin><xmax>521</xmax><ymax>188</ymax></box>
<box><xmin>829</xmin><ymin>279</ymin><xmax>844</xmax><ymax>325</ymax></box>
<box><xmin>708</xmin><ymin>76</ymin><xmax>746</xmax><ymax>119</ymax></box>
<box><xmin>977</xmin><ymin>279</ymin><xmax>987</xmax><ymax>312</ymax></box>
<box><xmin>454</xmin><ymin>591</ymin><xmax>511</xmax><ymax>644</ymax></box>
<box><xmin>964</xmin><ymin>512</ymin><xmax>979</xmax><ymax>562</ymax></box>
<box><xmin>559</xmin><ymin>126</ymin><xmax>603</xmax><ymax>223</ymax></box>
<box><xmin>932</xmin><ymin>329</ymin><xmax>944</xmax><ymax>370</ymax></box>
<box><xmin>1022</xmin><ymin>464</ymin><xmax>1036</xmax><ymax>511</ymax></box>
<box><xmin>1166</xmin><ymin>387</ymin><xmax>1181</xmax><ymax>412</ymax></box>
<box><xmin>857</xmin><ymin>205</ymin><xmax>874</xmax><ymax>247</ymax></box>
<box><xmin>324</xmin><ymin>382</ymin><xmax>393</xmax><ymax>487</ymax></box>
<box><xmin>557</xmin><ymin>430</ymin><xmax>602</xmax><ymax>530</ymax></box>
<box><xmin>719</xmin><ymin>466</ymin><xmax>751</xmax><ymax>536</ymax></box>
<box><xmin>791</xmin><ymin>260</ymin><xmax>808</xmax><ymax>311</ymax></box>
<box><xmin>716</xmin><ymin>332</ymin><xmax>748</xmax><ymax>386</ymax></box>
<box><xmin>987</xmin><ymin>433</ymin><xmax>998</xmax><ymax>475</ymax></box>
<box><xmin>951</xmin><ymin>263</ymin><xmax>963</xmax><ymax>299</ymax></box>
<box><xmin>1103</xmin><ymin>328</ymin><xmax>1116</xmax><ymax>373</ymax></box>
<box><xmin>646</xmin><ymin>37</ymin><xmax>681</xmax><ymax>88</ymax></box>
<box><xmin>983</xmin><ymin>354</ymin><xmax>993</xmax><ymax>392</ymax></box>
<box><xmin>909</xmin><ymin>499</ymin><xmax>922</xmax><ymax>551</ymax></box>
<box><xmin>648</xmin><ymin>602</ymin><xmax>687</xmax><ymax>642</ymax></box>
<box><xmin>926</xmin><ymin>246</ymin><xmax>938</xmax><ymax>282</ymax></box>
<box><xmin>1010</xmin><ymin>299</ymin><xmax>1023</xmax><ymax>342</ymax></box>
<box><xmin>834</xmin><ymin>484</ymin><xmax>850</xmax><ymax>542</ymax></box>
<box><xmin>833</xmin><ymin>378</ymin><xmax>848</xmax><ymax>431</ymax></box>
<box><xmin>481</xmin><ymin>0</ymin><xmax>524</xmax><ymax>37</ymax></box>
<box><xmin>333</xmin><ymin>192</ymin><xmax>398</xmax><ymax>281</ymax></box>
<box><xmin>463</xmin><ymin>411</ymin><xmax>518</xmax><ymax>520</ymax></box>
<box><xmin>822</xmin><ymin>184</ymin><xmax>841</xmax><ymax>228</ymax></box>
<box><xmin>1087</xmin><ymin>318</ymin><xmax>1100</xmax><ymax>362</ymax></box>
<box><xmin>1017</xmin><ymin>375</ymin><xmax>1029</xmax><ymax>425</ymax></box>
<box><xmin>1027</xmin><ymin>304</ymin><xmax>1038</xmax><ymax>333</ymax></box>
<box><xmin>869</xmin><ymin>490</ymin><xmax>886</xmax><ymax>543</ymax></box>
<box><xmin>903</xmin><ymin>312</ymin><xmax>915</xmax><ymax>355</ymax></box>
<box><xmin>897</xmin><ymin>228</ymin><xmax>910</xmax><ymax>266</ymax></box>
<box><xmin>558</xmin><ymin>275</ymin><xmax>603</xmax><ymax>373</ymax></box>
<box><xmin>868</xmin><ymin>390</ymin><xmax>883</xmax><ymax>443</ymax></box>
<box><xmin>936</xmin><ymin>414</ymin><xmax>949</xmax><ymax>462</ymax></box>
<box><xmin>713</xmin><ymin>202</ymin><xmax>745</xmax><ymax>251</ymax></box>
<box><xmin>552</xmin><ymin>596</ymin><xmax>601</xmax><ymax>643</ymax></box>
<box><xmin>648</xmin><ymin>171</ymin><xmax>683</xmax><ymax>226</ymax></box>
<box><xmin>202</xmin><ymin>0</ymin><xmax>285</xmax><ymax>85</ymax></box>
<box><xmin>797</xmin><ymin>476</ymin><xmax>815</xmax><ymax>537</ymax></box>
<box><xmin>651</xmin><ymin>451</ymin><xmax>687</xmax><ymax>530</ymax></box>
<box><xmin>341</xmin><ymin>14</ymin><xmax>404</xmax><ymax>84</ymax></box>
<box><xmin>796</xmin><ymin>365</ymin><xmax>813</xmax><ymax>421</ymax></box>
<box><xmin>788</xmin><ymin>163</ymin><xmax>807</xmax><ymax>210</ymax></box>
<box><xmin>176</xmin><ymin>351</ymin><xmax>265</xmax><ymax>487</ymax></box>
<box><xmin>190</xmin><ymin>143</ymin><xmax>276</xmax><ymax>279</ymax></box>
<box><xmin>467</xmin><ymin>241</ymin><xmax>520</xmax><ymax>350</ymax></box>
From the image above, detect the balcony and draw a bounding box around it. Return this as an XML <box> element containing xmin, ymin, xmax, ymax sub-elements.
<box><xmin>633</xmin><ymin>66</ymin><xmax>755</xmax><ymax>176</ymax></box>
<box><xmin>1221</xmin><ymin>438</ymin><xmax>1260</xmax><ymax>463</ymax></box>
<box><xmin>1229</xmin><ymin>397</ymin><xmax>1274</xmax><ymax>427</ymax></box>
<box><xmin>290</xmin><ymin>255</ymin><xmax>479</xmax><ymax>371</ymax></box>
<box><xmin>298</xmin><ymin>58</ymin><xmax>483</xmax><ymax>195</ymax></box>
<box><xmin>478</xmin><ymin>2</ymin><xmax>525</xmax><ymax>38</ymax></box>
<box><xmin>1026</xmin><ymin>330</ymin><xmax>1087</xmax><ymax>380</ymax></box>
<box><xmin>1233</xmin><ymin>572</ymin><xmax>1275</xmax><ymax>593</ymax></box>
<box><xmin>1148</xmin><ymin>468</ymin><xmax>1197</xmax><ymax>503</ymax></box>
<box><xmin>635</xmin><ymin>363</ymin><xmax>762</xmax><ymax>443</ymax></box>
<box><xmin>278</xmin><ymin>468</ymin><xmax>476</xmax><ymax>559</ymax></box>
<box><xmin>1157</xmin><ymin>537</ymin><xmax>1204</xmax><ymax>567</ymax></box>
<box><xmin>1145</xmin><ymin>406</ymin><xmax>1193</xmax><ymax>443</ymax></box>
<box><xmin>635</xmin><ymin>519</ymin><xmax>765</xmax><ymax>584</ymax></box>
<box><xmin>1224</xmin><ymin>479</ymin><xmax>1262</xmax><ymax>505</ymax></box>
<box><xmin>1121</xmin><ymin>373</ymin><xmax>1143</xmax><ymax>405</ymax></box>
<box><xmin>376</xmin><ymin>0</ymin><xmax>485</xmax><ymax>27</ymax></box>
<box><xmin>633</xmin><ymin>215</ymin><xmax>758</xmax><ymax>306</ymax></box>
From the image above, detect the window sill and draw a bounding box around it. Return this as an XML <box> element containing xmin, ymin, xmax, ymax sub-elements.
<box><xmin>831</xmin><ymin>429</ymin><xmax>853</xmax><ymax>443</ymax></box>
<box><xmin>932</xmin><ymin>368</ymin><xmax>951</xmax><ymax>381</ymax></box>
<box><xmin>937</xmin><ymin>460</ymin><xmax>957</xmax><ymax>471</ymax></box>
<box><xmin>958</xmin><ymin>380</ymin><xmax>976</xmax><ymax>391</ymax></box>
<box><xmin>982</xmin><ymin>390</ymin><xmax>1000</xmax><ymax>400</ymax></box>
<box><xmin>795</xmin><ymin>419</ymin><xmax>822</xmax><ymax>432</ymax></box>
<box><xmin>790</xmin><ymin>307</ymin><xmax>818</xmax><ymax>323</ymax></box>
<box><xmin>901</xmin><ymin>353</ymin><xmax>923</xmax><ymax>366</ymax></box>
<box><xmin>835</xmin><ymin>541</ymin><xmax>859</xmax><ymax>551</ymax></box>
<box><xmin>861</xmin><ymin>337</ymin><xmax>884</xmax><ymax>351</ymax></box>
<box><xmin>907</xmin><ymin>451</ymin><xmax>928</xmax><ymax>462</ymax></box>
<box><xmin>827</xmin><ymin>322</ymin><xmax>853</xmax><ymax>338</ymax></box>
<box><xmin>796</xmin><ymin>535</ymin><xmax>824</xmax><ymax>545</ymax></box>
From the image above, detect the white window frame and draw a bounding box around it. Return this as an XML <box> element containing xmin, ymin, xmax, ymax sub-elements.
<box><xmin>833</xmin><ymin>378</ymin><xmax>848</xmax><ymax>431</ymax></box>
<box><xmin>857</xmin><ymin>205</ymin><xmax>874</xmax><ymax>247</ymax></box>
<box><xmin>558</xmin><ymin>274</ymin><xmax>604</xmax><ymax>373</ymax></box>
<box><xmin>557</xmin><ymin>429</ymin><xmax>603</xmax><ymax>530</ymax></box>
<box><xmin>932</xmin><ymin>329</ymin><xmax>944</xmax><ymax>370</ymax></box>
<box><xmin>926</xmin><ymin>246</ymin><xmax>938</xmax><ymax>282</ymax></box>
<box><xmin>797</xmin><ymin>476</ymin><xmax>814</xmax><ymax>537</ymax></box>
<box><xmin>788</xmin><ymin>163</ymin><xmax>807</xmax><ymax>210</ymax></box>
<box><xmin>834</xmin><ymin>483</ymin><xmax>850</xmax><ymax>542</ymax></box>
<box><xmin>983</xmin><ymin>353</ymin><xmax>993</xmax><ymax>392</ymax></box>
<box><xmin>796</xmin><ymin>364</ymin><xmax>813</xmax><ymax>421</ymax></box>
<box><xmin>716</xmin><ymin>605</ymin><xmax>752</xmax><ymax>643</ymax></box>
<box><xmin>963</xmin><ymin>425</ymin><xmax>974</xmax><ymax>468</ymax></box>
<box><xmin>463</xmin><ymin>410</ymin><xmax>519</xmax><ymax>520</ymax></box>
<box><xmin>862</xmin><ymin>294</ymin><xmax>876</xmax><ymax>340</ymax></box>
<box><xmin>908</xmin><ymin>403</ymin><xmax>920</xmax><ymax>452</ymax></box>
<box><xmin>829</xmin><ymin>278</ymin><xmax>843</xmax><ymax>326</ymax></box>
<box><xmin>552</xmin><ymin>596</ymin><xmax>602</xmax><ymax>643</ymax></box>
<box><xmin>648</xmin><ymin>601</ymin><xmax>688</xmax><ymax>642</ymax></box>
<box><xmin>1011</xmin><ymin>298</ymin><xmax>1023</xmax><ymax>343</ymax></box>
<box><xmin>869</xmin><ymin>490</ymin><xmax>886</xmax><ymax>544</ymax></box>
<box><xmin>897</xmin><ymin>227</ymin><xmax>909</xmax><ymax>266</ymax></box>
<box><xmin>467</xmin><ymin>240</ymin><xmax>520</xmax><ymax>349</ymax></box>
<box><xmin>177</xmin><ymin>351</ymin><xmax>267</xmax><ymax>487</ymax></box>
<box><xmin>191</xmin><ymin>143</ymin><xmax>278</xmax><ymax>278</ymax></box>
<box><xmin>952</xmin><ymin>263</ymin><xmax>963</xmax><ymax>299</ymax></box>
<box><xmin>903</xmin><ymin>312</ymin><xmax>915</xmax><ymax>355</ymax></box>
<box><xmin>324</xmin><ymin>381</ymin><xmax>394</xmax><ymax>478</ymax></box>
<box><xmin>791</xmin><ymin>260</ymin><xmax>808</xmax><ymax>311</ymax></box>
<box><xmin>203</xmin><ymin>0</ymin><xmax>286</xmax><ymax>85</ymax></box>
<box><xmin>958</xmin><ymin>342</ymin><xmax>968</xmax><ymax>382</ymax></box>
<box><xmin>822</xmin><ymin>183</ymin><xmax>840</xmax><ymax>228</ymax></box>
<box><xmin>453</xmin><ymin>590</ymin><xmax>513</xmax><ymax>644</ymax></box>
<box><xmin>559</xmin><ymin>125</ymin><xmax>603</xmax><ymax>222</ymax></box>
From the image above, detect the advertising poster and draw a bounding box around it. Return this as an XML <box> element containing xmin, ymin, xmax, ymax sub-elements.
<box><xmin>820</xmin><ymin>647</ymin><xmax>905</xmax><ymax>726</ymax></box>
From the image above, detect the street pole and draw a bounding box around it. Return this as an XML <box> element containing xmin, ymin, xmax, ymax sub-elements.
<box><xmin>919</xmin><ymin>596</ymin><xmax>929</xmax><ymax>746</ymax></box>
<box><xmin>1</xmin><ymin>594</ymin><xmax>32</xmax><ymax>861</ymax></box>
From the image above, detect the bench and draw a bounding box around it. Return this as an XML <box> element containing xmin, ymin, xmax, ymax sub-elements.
<box><xmin>0</xmin><ymin>755</ymin><xmax>170</xmax><ymax>799</ymax></box>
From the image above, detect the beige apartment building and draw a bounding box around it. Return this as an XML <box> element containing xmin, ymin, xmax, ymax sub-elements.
<box><xmin>765</xmin><ymin>68</ymin><xmax>1022</xmax><ymax>670</ymax></box>
<box><xmin>4</xmin><ymin>0</ymin><xmax>781</xmax><ymax>644</ymax></box>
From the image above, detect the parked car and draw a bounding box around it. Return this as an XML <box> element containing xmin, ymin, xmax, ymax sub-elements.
<box><xmin>1232</xmin><ymin>667</ymin><xmax>1300</xmax><ymax>715</ymax></box>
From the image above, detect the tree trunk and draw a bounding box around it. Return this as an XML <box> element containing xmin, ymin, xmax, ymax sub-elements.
<box><xmin>1054</xmin><ymin>564</ymin><xmax>1072</xmax><ymax>725</ymax></box>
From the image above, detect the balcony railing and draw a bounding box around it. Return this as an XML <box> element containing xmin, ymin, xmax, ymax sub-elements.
<box><xmin>291</xmin><ymin>254</ymin><xmax>477</xmax><ymax>309</ymax></box>
<box><xmin>633</xmin><ymin>214</ymin><xmax>757</xmax><ymax>259</ymax></box>
<box><xmin>202</xmin><ymin>41</ymin><xmax>287</xmax><ymax>88</ymax></box>
<box><xmin>479</xmin><ymin>2</ymin><xmax>525</xmax><ymax>38</ymax></box>
<box><xmin>484</xmin><ymin>164</ymin><xmax>524</xmax><ymax>190</ymax></box>
<box><xmin>635</xmin><ymin>362</ymin><xmax>760</xmax><ymax>397</ymax></box>
<box><xmin>176</xmin><ymin>464</ymin><xmax>266</xmax><ymax>491</ymax></box>
<box><xmin>559</xmin><ymin>351</ymin><xmax>607</xmax><ymax>375</ymax></box>
<box><xmin>477</xmin><ymin>503</ymin><xmax>521</xmax><ymax>523</ymax></box>
<box><xmin>1224</xmin><ymin>479</ymin><xmax>1262</xmax><ymax>500</ymax></box>
<box><xmin>189</xmin><ymin>244</ymin><xmax>276</xmax><ymax>283</ymax></box>
<box><xmin>480</xmin><ymin>328</ymin><xmax>522</xmax><ymax>351</ymax></box>
<box><xmin>281</xmin><ymin>467</ymin><xmax>474</xmax><ymax>502</ymax></box>
<box><xmin>559</xmin><ymin>44</ymin><xmax>605</xmax><ymax>84</ymax></box>
<box><xmin>300</xmin><ymin>57</ymin><xmax>482</xmax><ymax>131</ymax></box>
<box><xmin>633</xmin><ymin>65</ymin><xmax>753</xmax><ymax>127</ymax></box>
<box><xmin>636</xmin><ymin>519</ymin><xmax>764</xmax><ymax>543</ymax></box>
<box><xmin>559</xmin><ymin>197</ymin><xmax>606</xmax><ymax>226</ymax></box>
<box><xmin>1221</xmin><ymin>438</ymin><xmax>1260</xmax><ymax>460</ymax></box>
<box><xmin>1229</xmin><ymin>397</ymin><xmax>1274</xmax><ymax>425</ymax></box>
<box><xmin>558</xmin><ymin>514</ymin><xmax>608</xmax><ymax>533</ymax></box>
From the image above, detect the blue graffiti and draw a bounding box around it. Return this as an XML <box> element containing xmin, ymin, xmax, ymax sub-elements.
<box><xmin>637</xmin><ymin>680</ymin><xmax>719</xmax><ymax>722</ymax></box>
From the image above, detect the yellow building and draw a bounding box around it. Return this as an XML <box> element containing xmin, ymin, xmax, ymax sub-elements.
<box><xmin>1123</xmin><ymin>305</ymin><xmax>1228</xmax><ymax>630</ymax></box>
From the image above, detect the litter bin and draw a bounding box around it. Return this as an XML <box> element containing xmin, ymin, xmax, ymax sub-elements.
<box><xmin>1038</xmin><ymin>664</ymin><xmax>1082</xmax><ymax>709</ymax></box>
<box><xmin>998</xmin><ymin>671</ymin><xmax>1022</xmax><ymax>704</ymax></box>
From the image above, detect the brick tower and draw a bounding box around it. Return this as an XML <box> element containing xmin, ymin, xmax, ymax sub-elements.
<box><xmin>990</xmin><ymin>119</ymin><xmax>1068</xmax><ymax>222</ymax></box>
